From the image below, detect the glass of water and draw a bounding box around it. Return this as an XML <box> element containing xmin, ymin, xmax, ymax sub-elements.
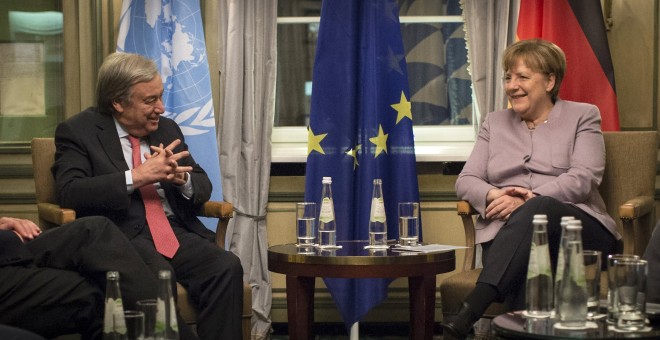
<box><xmin>123</xmin><ymin>310</ymin><xmax>145</xmax><ymax>340</ymax></box>
<box><xmin>583</xmin><ymin>250</ymin><xmax>602</xmax><ymax>318</ymax></box>
<box><xmin>296</xmin><ymin>202</ymin><xmax>317</xmax><ymax>246</ymax></box>
<box><xmin>606</xmin><ymin>254</ymin><xmax>640</xmax><ymax>324</ymax></box>
<box><xmin>614</xmin><ymin>259</ymin><xmax>648</xmax><ymax>331</ymax></box>
<box><xmin>398</xmin><ymin>202</ymin><xmax>419</xmax><ymax>246</ymax></box>
<box><xmin>136</xmin><ymin>299</ymin><xmax>157</xmax><ymax>340</ymax></box>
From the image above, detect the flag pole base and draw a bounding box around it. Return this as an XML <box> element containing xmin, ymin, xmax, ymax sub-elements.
<box><xmin>350</xmin><ymin>322</ymin><xmax>359</xmax><ymax>340</ymax></box>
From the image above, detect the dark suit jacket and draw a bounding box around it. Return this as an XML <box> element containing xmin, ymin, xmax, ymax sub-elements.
<box><xmin>52</xmin><ymin>107</ymin><xmax>215</xmax><ymax>241</ymax></box>
<box><xmin>644</xmin><ymin>221</ymin><xmax>660</xmax><ymax>303</ymax></box>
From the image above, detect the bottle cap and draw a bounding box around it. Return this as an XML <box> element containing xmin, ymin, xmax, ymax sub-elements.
<box><xmin>322</xmin><ymin>177</ymin><xmax>332</xmax><ymax>183</ymax></box>
<box><xmin>158</xmin><ymin>270</ymin><xmax>172</xmax><ymax>279</ymax></box>
<box><xmin>566</xmin><ymin>219</ymin><xmax>582</xmax><ymax>230</ymax></box>
<box><xmin>532</xmin><ymin>214</ymin><xmax>547</xmax><ymax>223</ymax></box>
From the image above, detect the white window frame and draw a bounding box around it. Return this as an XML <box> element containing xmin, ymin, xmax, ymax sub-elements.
<box><xmin>272</xmin><ymin>15</ymin><xmax>477</xmax><ymax>163</ymax></box>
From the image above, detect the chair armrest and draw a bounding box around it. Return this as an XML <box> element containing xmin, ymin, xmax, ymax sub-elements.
<box><xmin>618</xmin><ymin>195</ymin><xmax>654</xmax><ymax>256</ymax></box>
<box><xmin>197</xmin><ymin>201</ymin><xmax>234</xmax><ymax>250</ymax></box>
<box><xmin>619</xmin><ymin>195</ymin><xmax>654</xmax><ymax>220</ymax></box>
<box><xmin>457</xmin><ymin>200</ymin><xmax>477</xmax><ymax>271</ymax></box>
<box><xmin>37</xmin><ymin>202</ymin><xmax>76</xmax><ymax>228</ymax></box>
<box><xmin>198</xmin><ymin>201</ymin><xmax>234</xmax><ymax>219</ymax></box>
<box><xmin>457</xmin><ymin>200</ymin><xmax>477</xmax><ymax>216</ymax></box>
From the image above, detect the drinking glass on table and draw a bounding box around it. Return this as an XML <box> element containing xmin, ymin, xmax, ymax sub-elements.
<box><xmin>296</xmin><ymin>202</ymin><xmax>317</xmax><ymax>246</ymax></box>
<box><xmin>583</xmin><ymin>250</ymin><xmax>602</xmax><ymax>318</ymax></box>
<box><xmin>123</xmin><ymin>310</ymin><xmax>145</xmax><ymax>340</ymax></box>
<box><xmin>606</xmin><ymin>254</ymin><xmax>640</xmax><ymax>324</ymax></box>
<box><xmin>398</xmin><ymin>202</ymin><xmax>419</xmax><ymax>246</ymax></box>
<box><xmin>613</xmin><ymin>258</ymin><xmax>648</xmax><ymax>331</ymax></box>
<box><xmin>136</xmin><ymin>299</ymin><xmax>157</xmax><ymax>340</ymax></box>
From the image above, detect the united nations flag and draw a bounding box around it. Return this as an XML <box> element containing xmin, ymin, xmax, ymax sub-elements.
<box><xmin>116</xmin><ymin>0</ymin><xmax>223</xmax><ymax>230</ymax></box>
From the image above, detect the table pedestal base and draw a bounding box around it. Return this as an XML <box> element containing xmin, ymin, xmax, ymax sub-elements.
<box><xmin>285</xmin><ymin>275</ymin><xmax>437</xmax><ymax>340</ymax></box>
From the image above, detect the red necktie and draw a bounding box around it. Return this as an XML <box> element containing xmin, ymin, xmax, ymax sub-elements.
<box><xmin>128</xmin><ymin>135</ymin><xmax>180</xmax><ymax>258</ymax></box>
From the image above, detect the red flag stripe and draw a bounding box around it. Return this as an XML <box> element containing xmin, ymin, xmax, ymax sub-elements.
<box><xmin>568</xmin><ymin>0</ymin><xmax>617</xmax><ymax>90</ymax></box>
<box><xmin>517</xmin><ymin>0</ymin><xmax>620</xmax><ymax>131</ymax></box>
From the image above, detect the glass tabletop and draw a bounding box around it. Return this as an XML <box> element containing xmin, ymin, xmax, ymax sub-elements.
<box><xmin>492</xmin><ymin>311</ymin><xmax>660</xmax><ymax>339</ymax></box>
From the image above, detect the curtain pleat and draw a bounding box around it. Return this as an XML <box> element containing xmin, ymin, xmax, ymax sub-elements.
<box><xmin>461</xmin><ymin>0</ymin><xmax>519</xmax><ymax>125</ymax></box>
<box><xmin>217</xmin><ymin>1</ymin><xmax>277</xmax><ymax>338</ymax></box>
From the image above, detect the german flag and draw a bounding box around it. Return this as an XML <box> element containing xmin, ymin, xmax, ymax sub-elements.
<box><xmin>517</xmin><ymin>0</ymin><xmax>620</xmax><ymax>131</ymax></box>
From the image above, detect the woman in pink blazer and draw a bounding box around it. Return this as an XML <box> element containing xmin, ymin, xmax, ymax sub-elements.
<box><xmin>443</xmin><ymin>39</ymin><xmax>619</xmax><ymax>339</ymax></box>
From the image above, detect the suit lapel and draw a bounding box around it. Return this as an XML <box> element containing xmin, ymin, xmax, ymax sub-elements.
<box><xmin>96</xmin><ymin>113</ymin><xmax>129</xmax><ymax>172</ymax></box>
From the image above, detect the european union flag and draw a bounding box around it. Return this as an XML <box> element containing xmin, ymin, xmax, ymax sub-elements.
<box><xmin>116</xmin><ymin>0</ymin><xmax>223</xmax><ymax>231</ymax></box>
<box><xmin>304</xmin><ymin>0</ymin><xmax>421</xmax><ymax>329</ymax></box>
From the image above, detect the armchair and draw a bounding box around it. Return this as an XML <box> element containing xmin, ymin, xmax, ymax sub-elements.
<box><xmin>440</xmin><ymin>131</ymin><xmax>659</xmax><ymax>321</ymax></box>
<box><xmin>31</xmin><ymin>138</ymin><xmax>252</xmax><ymax>339</ymax></box>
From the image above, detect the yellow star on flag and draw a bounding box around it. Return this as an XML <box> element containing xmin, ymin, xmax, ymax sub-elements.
<box><xmin>307</xmin><ymin>126</ymin><xmax>327</xmax><ymax>155</ymax></box>
<box><xmin>369</xmin><ymin>125</ymin><xmax>388</xmax><ymax>158</ymax></box>
<box><xmin>391</xmin><ymin>91</ymin><xmax>412</xmax><ymax>124</ymax></box>
<box><xmin>346</xmin><ymin>144</ymin><xmax>361</xmax><ymax>169</ymax></box>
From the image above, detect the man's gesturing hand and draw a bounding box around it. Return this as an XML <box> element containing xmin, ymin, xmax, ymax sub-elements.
<box><xmin>133</xmin><ymin>139</ymin><xmax>193</xmax><ymax>187</ymax></box>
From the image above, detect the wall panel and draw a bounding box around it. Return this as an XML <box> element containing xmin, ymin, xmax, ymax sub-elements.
<box><xmin>608</xmin><ymin>0</ymin><xmax>656</xmax><ymax>129</ymax></box>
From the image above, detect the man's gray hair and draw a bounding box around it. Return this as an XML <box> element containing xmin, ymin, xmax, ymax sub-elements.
<box><xmin>96</xmin><ymin>52</ymin><xmax>159</xmax><ymax>115</ymax></box>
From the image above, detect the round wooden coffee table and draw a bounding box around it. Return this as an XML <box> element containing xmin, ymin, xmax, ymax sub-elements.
<box><xmin>268</xmin><ymin>241</ymin><xmax>456</xmax><ymax>340</ymax></box>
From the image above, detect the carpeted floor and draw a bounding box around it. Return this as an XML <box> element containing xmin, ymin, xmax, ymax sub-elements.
<box><xmin>268</xmin><ymin>322</ymin><xmax>499</xmax><ymax>339</ymax></box>
<box><xmin>269</xmin><ymin>322</ymin><xmax>439</xmax><ymax>339</ymax></box>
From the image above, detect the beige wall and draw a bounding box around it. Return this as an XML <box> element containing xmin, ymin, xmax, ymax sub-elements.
<box><xmin>607</xmin><ymin>0</ymin><xmax>657</xmax><ymax>129</ymax></box>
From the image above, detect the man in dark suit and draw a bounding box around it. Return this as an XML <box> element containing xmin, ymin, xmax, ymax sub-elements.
<box><xmin>0</xmin><ymin>216</ymin><xmax>157</xmax><ymax>339</ymax></box>
<box><xmin>52</xmin><ymin>52</ymin><xmax>243</xmax><ymax>340</ymax></box>
<box><xmin>644</xmin><ymin>220</ymin><xmax>660</xmax><ymax>304</ymax></box>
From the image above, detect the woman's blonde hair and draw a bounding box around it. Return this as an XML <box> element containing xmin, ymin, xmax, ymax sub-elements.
<box><xmin>502</xmin><ymin>39</ymin><xmax>566</xmax><ymax>102</ymax></box>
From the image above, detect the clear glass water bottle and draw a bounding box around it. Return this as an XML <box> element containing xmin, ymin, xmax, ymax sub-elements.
<box><xmin>556</xmin><ymin>219</ymin><xmax>589</xmax><ymax>328</ymax></box>
<box><xmin>318</xmin><ymin>177</ymin><xmax>337</xmax><ymax>248</ymax></box>
<box><xmin>554</xmin><ymin>216</ymin><xmax>574</xmax><ymax>315</ymax></box>
<box><xmin>368</xmin><ymin>178</ymin><xmax>388</xmax><ymax>248</ymax></box>
<box><xmin>104</xmin><ymin>271</ymin><xmax>127</xmax><ymax>340</ymax></box>
<box><xmin>525</xmin><ymin>214</ymin><xmax>554</xmax><ymax>318</ymax></box>
<box><xmin>156</xmin><ymin>270</ymin><xmax>179</xmax><ymax>340</ymax></box>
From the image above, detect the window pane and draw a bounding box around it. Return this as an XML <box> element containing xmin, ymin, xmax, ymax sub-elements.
<box><xmin>276</xmin><ymin>0</ymin><xmax>321</xmax><ymax>127</ymax></box>
<box><xmin>276</xmin><ymin>21</ymin><xmax>318</xmax><ymax>127</ymax></box>
<box><xmin>275</xmin><ymin>0</ymin><xmax>472</xmax><ymax>128</ymax></box>
<box><xmin>0</xmin><ymin>1</ymin><xmax>64</xmax><ymax>144</ymax></box>
<box><xmin>399</xmin><ymin>0</ymin><xmax>472</xmax><ymax>126</ymax></box>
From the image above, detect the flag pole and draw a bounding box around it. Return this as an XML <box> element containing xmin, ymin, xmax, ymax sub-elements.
<box><xmin>350</xmin><ymin>322</ymin><xmax>359</xmax><ymax>339</ymax></box>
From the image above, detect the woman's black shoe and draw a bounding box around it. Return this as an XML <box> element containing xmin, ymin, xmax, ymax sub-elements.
<box><xmin>442</xmin><ymin>302</ymin><xmax>480</xmax><ymax>340</ymax></box>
